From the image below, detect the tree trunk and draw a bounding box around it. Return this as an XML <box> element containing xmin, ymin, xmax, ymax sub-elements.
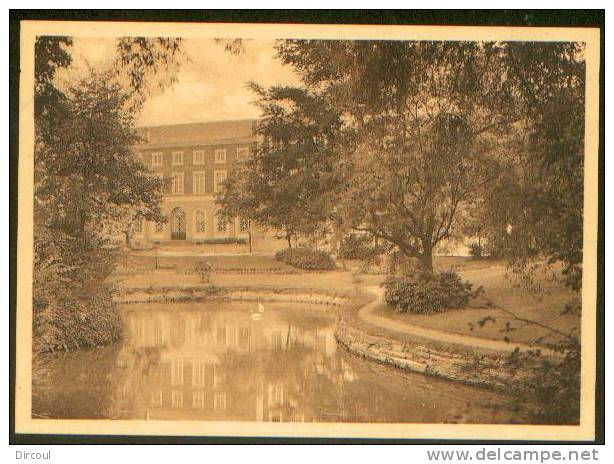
<box><xmin>124</xmin><ymin>228</ymin><xmax>133</xmax><ymax>249</ymax></box>
<box><xmin>419</xmin><ymin>243</ymin><xmax>434</xmax><ymax>273</ymax></box>
<box><xmin>78</xmin><ymin>212</ymin><xmax>87</xmax><ymax>239</ymax></box>
<box><xmin>286</xmin><ymin>232</ymin><xmax>292</xmax><ymax>249</ymax></box>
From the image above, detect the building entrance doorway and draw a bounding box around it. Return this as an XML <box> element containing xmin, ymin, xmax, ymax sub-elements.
<box><xmin>171</xmin><ymin>207</ymin><xmax>186</xmax><ymax>240</ymax></box>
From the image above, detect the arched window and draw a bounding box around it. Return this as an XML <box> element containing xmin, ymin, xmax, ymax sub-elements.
<box><xmin>154</xmin><ymin>221</ymin><xmax>164</xmax><ymax>234</ymax></box>
<box><xmin>239</xmin><ymin>217</ymin><xmax>250</xmax><ymax>232</ymax></box>
<box><xmin>216</xmin><ymin>211</ymin><xmax>227</xmax><ymax>233</ymax></box>
<box><xmin>194</xmin><ymin>210</ymin><xmax>206</xmax><ymax>234</ymax></box>
<box><xmin>170</xmin><ymin>207</ymin><xmax>186</xmax><ymax>240</ymax></box>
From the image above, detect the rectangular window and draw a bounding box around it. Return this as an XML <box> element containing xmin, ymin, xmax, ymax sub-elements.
<box><xmin>171</xmin><ymin>172</ymin><xmax>184</xmax><ymax>194</ymax></box>
<box><xmin>151</xmin><ymin>152</ymin><xmax>163</xmax><ymax>167</ymax></box>
<box><xmin>214</xmin><ymin>392</ymin><xmax>226</xmax><ymax>412</ymax></box>
<box><xmin>172</xmin><ymin>151</ymin><xmax>184</xmax><ymax>166</ymax></box>
<box><xmin>213</xmin><ymin>365</ymin><xmax>222</xmax><ymax>387</ymax></box>
<box><xmin>214</xmin><ymin>148</ymin><xmax>227</xmax><ymax>164</ymax></box>
<box><xmin>193</xmin><ymin>391</ymin><xmax>205</xmax><ymax>409</ymax></box>
<box><xmin>272</xmin><ymin>329</ymin><xmax>283</xmax><ymax>351</ymax></box>
<box><xmin>171</xmin><ymin>390</ymin><xmax>183</xmax><ymax>408</ymax></box>
<box><xmin>273</xmin><ymin>383</ymin><xmax>284</xmax><ymax>404</ymax></box>
<box><xmin>192</xmin><ymin>362</ymin><xmax>206</xmax><ymax>387</ymax></box>
<box><xmin>171</xmin><ymin>359</ymin><xmax>184</xmax><ymax>386</ymax></box>
<box><xmin>214</xmin><ymin>170</ymin><xmax>227</xmax><ymax>193</ymax></box>
<box><xmin>151</xmin><ymin>390</ymin><xmax>163</xmax><ymax>407</ymax></box>
<box><xmin>193</xmin><ymin>149</ymin><xmax>205</xmax><ymax>165</ymax></box>
<box><xmin>193</xmin><ymin>171</ymin><xmax>206</xmax><ymax>194</ymax></box>
<box><xmin>236</xmin><ymin>147</ymin><xmax>250</xmax><ymax>160</ymax></box>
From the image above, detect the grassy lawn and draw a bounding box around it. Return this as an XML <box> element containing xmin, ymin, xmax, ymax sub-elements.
<box><xmin>373</xmin><ymin>264</ymin><xmax>579</xmax><ymax>346</ymax></box>
<box><xmin>340</xmin><ymin>255</ymin><xmax>506</xmax><ymax>286</ymax></box>
<box><xmin>116</xmin><ymin>253</ymin><xmax>299</xmax><ymax>273</ymax></box>
<box><xmin>113</xmin><ymin>251</ymin><xmax>358</xmax><ymax>292</ymax></box>
<box><xmin>115</xmin><ymin>268</ymin><xmax>357</xmax><ymax>291</ymax></box>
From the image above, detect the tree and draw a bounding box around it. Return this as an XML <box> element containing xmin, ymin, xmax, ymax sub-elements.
<box><xmin>115</xmin><ymin>37</ymin><xmax>184</xmax><ymax>111</ymax></box>
<box><xmin>266</xmin><ymin>40</ymin><xmax>585</xmax><ymax>275</ymax></box>
<box><xmin>490</xmin><ymin>42</ymin><xmax>585</xmax><ymax>291</ymax></box>
<box><xmin>217</xmin><ymin>85</ymin><xmax>342</xmax><ymax>248</ymax></box>
<box><xmin>267</xmin><ymin>39</ymin><xmax>585</xmax><ymax>422</ymax></box>
<box><xmin>275</xmin><ymin>40</ymin><xmax>518</xmax><ymax>271</ymax></box>
<box><xmin>468</xmin><ymin>43</ymin><xmax>585</xmax><ymax>423</ymax></box>
<box><xmin>457</xmin><ymin>199</ymin><xmax>490</xmax><ymax>258</ymax></box>
<box><xmin>33</xmin><ymin>36</ymin><xmax>183</xmax><ymax>351</ymax></box>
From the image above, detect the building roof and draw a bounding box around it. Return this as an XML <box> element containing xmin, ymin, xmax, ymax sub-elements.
<box><xmin>136</xmin><ymin>119</ymin><xmax>257</xmax><ymax>149</ymax></box>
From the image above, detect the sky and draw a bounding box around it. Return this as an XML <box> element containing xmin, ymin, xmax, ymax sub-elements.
<box><xmin>63</xmin><ymin>37</ymin><xmax>301</xmax><ymax>126</ymax></box>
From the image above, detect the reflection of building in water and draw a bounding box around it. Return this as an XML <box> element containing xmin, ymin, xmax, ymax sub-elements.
<box><xmin>111</xmin><ymin>305</ymin><xmax>361</xmax><ymax>422</ymax></box>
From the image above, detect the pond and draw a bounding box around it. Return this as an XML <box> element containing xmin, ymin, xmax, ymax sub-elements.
<box><xmin>32</xmin><ymin>301</ymin><xmax>534</xmax><ymax>423</ymax></box>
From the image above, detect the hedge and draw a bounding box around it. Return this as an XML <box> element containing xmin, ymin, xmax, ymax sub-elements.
<box><xmin>275</xmin><ymin>247</ymin><xmax>336</xmax><ymax>271</ymax></box>
<box><xmin>383</xmin><ymin>271</ymin><xmax>482</xmax><ymax>314</ymax></box>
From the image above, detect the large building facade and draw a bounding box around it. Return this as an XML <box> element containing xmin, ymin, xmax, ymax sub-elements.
<box><xmin>132</xmin><ymin>120</ymin><xmax>256</xmax><ymax>245</ymax></box>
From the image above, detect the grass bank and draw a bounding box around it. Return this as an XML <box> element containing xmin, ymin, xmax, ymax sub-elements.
<box><xmin>373</xmin><ymin>265</ymin><xmax>578</xmax><ymax>347</ymax></box>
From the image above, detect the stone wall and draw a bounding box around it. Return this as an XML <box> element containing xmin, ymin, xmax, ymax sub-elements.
<box><xmin>335</xmin><ymin>323</ymin><xmax>537</xmax><ymax>391</ymax></box>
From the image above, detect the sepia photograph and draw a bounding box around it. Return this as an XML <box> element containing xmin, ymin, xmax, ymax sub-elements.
<box><xmin>12</xmin><ymin>15</ymin><xmax>602</xmax><ymax>442</ymax></box>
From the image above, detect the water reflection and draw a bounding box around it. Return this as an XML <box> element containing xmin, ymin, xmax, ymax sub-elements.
<box><xmin>33</xmin><ymin>301</ymin><xmax>534</xmax><ymax>423</ymax></box>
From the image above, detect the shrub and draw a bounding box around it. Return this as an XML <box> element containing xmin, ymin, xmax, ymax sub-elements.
<box><xmin>275</xmin><ymin>247</ymin><xmax>336</xmax><ymax>270</ymax></box>
<box><xmin>33</xmin><ymin>237</ymin><xmax>123</xmax><ymax>353</ymax></box>
<box><xmin>383</xmin><ymin>271</ymin><xmax>482</xmax><ymax>314</ymax></box>
<box><xmin>468</xmin><ymin>242</ymin><xmax>484</xmax><ymax>259</ymax></box>
<box><xmin>33</xmin><ymin>279</ymin><xmax>122</xmax><ymax>353</ymax></box>
<box><xmin>194</xmin><ymin>261</ymin><xmax>213</xmax><ymax>283</ymax></box>
<box><xmin>194</xmin><ymin>237</ymin><xmax>247</xmax><ymax>245</ymax></box>
<box><xmin>339</xmin><ymin>234</ymin><xmax>382</xmax><ymax>260</ymax></box>
<box><xmin>507</xmin><ymin>339</ymin><xmax>580</xmax><ymax>424</ymax></box>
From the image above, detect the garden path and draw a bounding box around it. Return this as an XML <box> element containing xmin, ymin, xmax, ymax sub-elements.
<box><xmin>358</xmin><ymin>286</ymin><xmax>561</xmax><ymax>357</ymax></box>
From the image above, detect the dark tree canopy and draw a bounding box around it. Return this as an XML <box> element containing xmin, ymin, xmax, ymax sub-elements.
<box><xmin>217</xmin><ymin>84</ymin><xmax>342</xmax><ymax>247</ymax></box>
<box><xmin>115</xmin><ymin>37</ymin><xmax>184</xmax><ymax>106</ymax></box>
<box><xmin>272</xmin><ymin>41</ymin><xmax>517</xmax><ymax>270</ymax></box>
<box><xmin>495</xmin><ymin>43</ymin><xmax>585</xmax><ymax>290</ymax></box>
<box><xmin>32</xmin><ymin>36</ymin><xmax>184</xmax><ymax>351</ymax></box>
<box><xmin>257</xmin><ymin>40</ymin><xmax>585</xmax><ymax>280</ymax></box>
